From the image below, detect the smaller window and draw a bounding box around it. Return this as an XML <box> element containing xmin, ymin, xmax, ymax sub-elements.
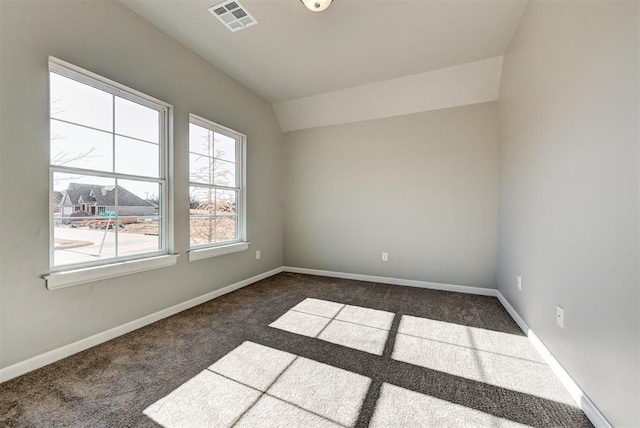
<box><xmin>188</xmin><ymin>115</ymin><xmax>246</xmax><ymax>250</ymax></box>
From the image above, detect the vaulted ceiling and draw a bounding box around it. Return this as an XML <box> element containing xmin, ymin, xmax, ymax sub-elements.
<box><xmin>120</xmin><ymin>0</ymin><xmax>528</xmax><ymax>103</ymax></box>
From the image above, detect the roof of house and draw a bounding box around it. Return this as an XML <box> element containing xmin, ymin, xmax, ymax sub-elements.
<box><xmin>53</xmin><ymin>191</ymin><xmax>63</xmax><ymax>206</ymax></box>
<box><xmin>63</xmin><ymin>183</ymin><xmax>154</xmax><ymax>208</ymax></box>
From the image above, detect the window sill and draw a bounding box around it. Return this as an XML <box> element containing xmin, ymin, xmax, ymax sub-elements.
<box><xmin>188</xmin><ymin>242</ymin><xmax>249</xmax><ymax>262</ymax></box>
<box><xmin>44</xmin><ymin>254</ymin><xmax>179</xmax><ymax>290</ymax></box>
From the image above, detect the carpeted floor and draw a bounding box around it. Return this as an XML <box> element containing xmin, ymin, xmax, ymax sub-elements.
<box><xmin>0</xmin><ymin>273</ymin><xmax>592</xmax><ymax>427</ymax></box>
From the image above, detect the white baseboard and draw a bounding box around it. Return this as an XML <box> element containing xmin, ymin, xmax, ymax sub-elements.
<box><xmin>496</xmin><ymin>291</ymin><xmax>612</xmax><ymax>428</ymax></box>
<box><xmin>0</xmin><ymin>267</ymin><xmax>284</xmax><ymax>384</ymax></box>
<box><xmin>283</xmin><ymin>266</ymin><xmax>498</xmax><ymax>297</ymax></box>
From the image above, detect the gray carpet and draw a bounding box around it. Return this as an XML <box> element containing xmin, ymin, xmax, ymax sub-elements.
<box><xmin>0</xmin><ymin>273</ymin><xmax>592</xmax><ymax>427</ymax></box>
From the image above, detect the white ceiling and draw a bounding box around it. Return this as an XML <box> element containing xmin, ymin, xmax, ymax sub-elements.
<box><xmin>120</xmin><ymin>0</ymin><xmax>528</xmax><ymax>103</ymax></box>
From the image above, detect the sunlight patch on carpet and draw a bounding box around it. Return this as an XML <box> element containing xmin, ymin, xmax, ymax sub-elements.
<box><xmin>144</xmin><ymin>341</ymin><xmax>370</xmax><ymax>428</ymax></box>
<box><xmin>208</xmin><ymin>341</ymin><xmax>296</xmax><ymax>391</ymax></box>
<box><xmin>398</xmin><ymin>315</ymin><xmax>543</xmax><ymax>362</ymax></box>
<box><xmin>143</xmin><ymin>370</ymin><xmax>260</xmax><ymax>427</ymax></box>
<box><xmin>318</xmin><ymin>319</ymin><xmax>389</xmax><ymax>355</ymax></box>
<box><xmin>290</xmin><ymin>298</ymin><xmax>345</xmax><ymax>318</ymax></box>
<box><xmin>235</xmin><ymin>395</ymin><xmax>343</xmax><ymax>428</ymax></box>
<box><xmin>270</xmin><ymin>298</ymin><xmax>394</xmax><ymax>355</ymax></box>
<box><xmin>393</xmin><ymin>315</ymin><xmax>576</xmax><ymax>406</ymax></box>
<box><xmin>369</xmin><ymin>383</ymin><xmax>529</xmax><ymax>428</ymax></box>
<box><xmin>269</xmin><ymin>309</ymin><xmax>332</xmax><ymax>338</ymax></box>
<box><xmin>267</xmin><ymin>357</ymin><xmax>371</xmax><ymax>427</ymax></box>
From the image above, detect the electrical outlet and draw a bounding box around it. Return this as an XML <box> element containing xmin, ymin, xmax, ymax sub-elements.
<box><xmin>517</xmin><ymin>274</ymin><xmax>522</xmax><ymax>291</ymax></box>
<box><xmin>556</xmin><ymin>306</ymin><xmax>564</xmax><ymax>328</ymax></box>
<box><xmin>382</xmin><ymin>252</ymin><xmax>388</xmax><ymax>262</ymax></box>
<box><xmin>256</xmin><ymin>250</ymin><xmax>261</xmax><ymax>260</ymax></box>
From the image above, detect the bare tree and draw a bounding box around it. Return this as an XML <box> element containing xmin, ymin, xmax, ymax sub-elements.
<box><xmin>189</xmin><ymin>130</ymin><xmax>235</xmax><ymax>245</ymax></box>
<box><xmin>50</xmin><ymin>99</ymin><xmax>101</xmax><ymax>188</ymax></box>
<box><xmin>51</xmin><ymin>145</ymin><xmax>98</xmax><ymax>167</ymax></box>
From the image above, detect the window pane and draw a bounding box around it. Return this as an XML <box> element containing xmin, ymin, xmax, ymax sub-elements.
<box><xmin>115</xmin><ymin>136</ymin><xmax>159</xmax><ymax>178</ymax></box>
<box><xmin>50</xmin><ymin>72</ymin><xmax>113</xmax><ymax>132</ymax></box>
<box><xmin>53</xmin><ymin>173</ymin><xmax>116</xmax><ymax>266</ymax></box>
<box><xmin>53</xmin><ymin>172</ymin><xmax>115</xmax><ymax>194</ymax></box>
<box><xmin>189</xmin><ymin>153</ymin><xmax>214</xmax><ymax>184</ymax></box>
<box><xmin>116</xmin><ymin>179</ymin><xmax>160</xmax><ymax>216</ymax></box>
<box><xmin>54</xmin><ymin>220</ymin><xmax>117</xmax><ymax>266</ymax></box>
<box><xmin>189</xmin><ymin>188</ymin><xmax>238</xmax><ymax>246</ymax></box>
<box><xmin>51</xmin><ymin>120</ymin><xmax>113</xmax><ymax>172</ymax></box>
<box><xmin>214</xmin><ymin>216</ymin><xmax>237</xmax><ymax>242</ymax></box>
<box><xmin>215</xmin><ymin>132</ymin><xmax>236</xmax><ymax>163</ymax></box>
<box><xmin>189</xmin><ymin>123</ymin><xmax>213</xmax><ymax>157</ymax></box>
<box><xmin>214</xmin><ymin>159</ymin><xmax>236</xmax><ymax>187</ymax></box>
<box><xmin>190</xmin><ymin>216</ymin><xmax>215</xmax><ymax>247</ymax></box>
<box><xmin>215</xmin><ymin>189</ymin><xmax>236</xmax><ymax>215</ymax></box>
<box><xmin>190</xmin><ymin>185</ymin><xmax>214</xmax><ymax>246</ymax></box>
<box><xmin>115</xmin><ymin>180</ymin><xmax>162</xmax><ymax>257</ymax></box>
<box><xmin>115</xmin><ymin>97</ymin><xmax>159</xmax><ymax>143</ymax></box>
<box><xmin>190</xmin><ymin>186</ymin><xmax>215</xmax><ymax>211</ymax></box>
<box><xmin>117</xmin><ymin>216</ymin><xmax>161</xmax><ymax>257</ymax></box>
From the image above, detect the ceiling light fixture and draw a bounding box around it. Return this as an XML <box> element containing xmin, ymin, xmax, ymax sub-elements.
<box><xmin>300</xmin><ymin>0</ymin><xmax>333</xmax><ymax>12</ymax></box>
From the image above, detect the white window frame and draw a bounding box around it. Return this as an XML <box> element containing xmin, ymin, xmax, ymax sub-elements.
<box><xmin>44</xmin><ymin>57</ymin><xmax>176</xmax><ymax>289</ymax></box>
<box><xmin>188</xmin><ymin>114</ymin><xmax>248</xmax><ymax>262</ymax></box>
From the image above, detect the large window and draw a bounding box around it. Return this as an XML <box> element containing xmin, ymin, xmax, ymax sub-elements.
<box><xmin>49</xmin><ymin>58</ymin><xmax>170</xmax><ymax>271</ymax></box>
<box><xmin>189</xmin><ymin>115</ymin><xmax>246</xmax><ymax>252</ymax></box>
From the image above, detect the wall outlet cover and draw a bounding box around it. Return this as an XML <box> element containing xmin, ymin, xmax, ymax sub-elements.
<box><xmin>556</xmin><ymin>306</ymin><xmax>564</xmax><ymax>328</ymax></box>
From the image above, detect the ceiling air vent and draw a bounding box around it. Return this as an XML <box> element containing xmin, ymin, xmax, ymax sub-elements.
<box><xmin>209</xmin><ymin>0</ymin><xmax>257</xmax><ymax>32</ymax></box>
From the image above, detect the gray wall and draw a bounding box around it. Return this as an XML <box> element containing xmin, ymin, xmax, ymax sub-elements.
<box><xmin>284</xmin><ymin>103</ymin><xmax>498</xmax><ymax>289</ymax></box>
<box><xmin>497</xmin><ymin>1</ymin><xmax>639</xmax><ymax>426</ymax></box>
<box><xmin>0</xmin><ymin>1</ymin><xmax>283</xmax><ymax>369</ymax></box>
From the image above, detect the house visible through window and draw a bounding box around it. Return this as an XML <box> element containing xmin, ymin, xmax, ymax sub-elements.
<box><xmin>189</xmin><ymin>115</ymin><xmax>245</xmax><ymax>249</ymax></box>
<box><xmin>49</xmin><ymin>58</ymin><xmax>170</xmax><ymax>270</ymax></box>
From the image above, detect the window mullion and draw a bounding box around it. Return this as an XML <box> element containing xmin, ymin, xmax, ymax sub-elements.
<box><xmin>51</xmin><ymin>117</ymin><xmax>111</xmax><ymax>136</ymax></box>
<box><xmin>189</xmin><ymin>182</ymin><xmax>240</xmax><ymax>192</ymax></box>
<box><xmin>114</xmin><ymin>179</ymin><xmax>119</xmax><ymax>258</ymax></box>
<box><xmin>49</xmin><ymin>169</ymin><xmax>55</xmax><ymax>268</ymax></box>
<box><xmin>112</xmin><ymin>94</ymin><xmax>117</xmax><ymax>259</ymax></box>
<box><xmin>51</xmin><ymin>166</ymin><xmax>165</xmax><ymax>184</ymax></box>
<box><xmin>112</xmin><ymin>93</ymin><xmax>116</xmax><ymax>172</ymax></box>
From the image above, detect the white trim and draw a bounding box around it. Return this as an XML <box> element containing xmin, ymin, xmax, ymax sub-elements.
<box><xmin>44</xmin><ymin>254</ymin><xmax>180</xmax><ymax>290</ymax></box>
<box><xmin>496</xmin><ymin>292</ymin><xmax>613</xmax><ymax>428</ymax></box>
<box><xmin>188</xmin><ymin>241</ymin><xmax>249</xmax><ymax>261</ymax></box>
<box><xmin>2</xmin><ymin>267</ymin><xmax>284</xmax><ymax>383</ymax></box>
<box><xmin>283</xmin><ymin>266</ymin><xmax>497</xmax><ymax>297</ymax></box>
<box><xmin>189</xmin><ymin>114</ymin><xmax>247</xmax><ymax>141</ymax></box>
<box><xmin>495</xmin><ymin>291</ymin><xmax>529</xmax><ymax>333</ymax></box>
<box><xmin>49</xmin><ymin>56</ymin><xmax>171</xmax><ymax>109</ymax></box>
